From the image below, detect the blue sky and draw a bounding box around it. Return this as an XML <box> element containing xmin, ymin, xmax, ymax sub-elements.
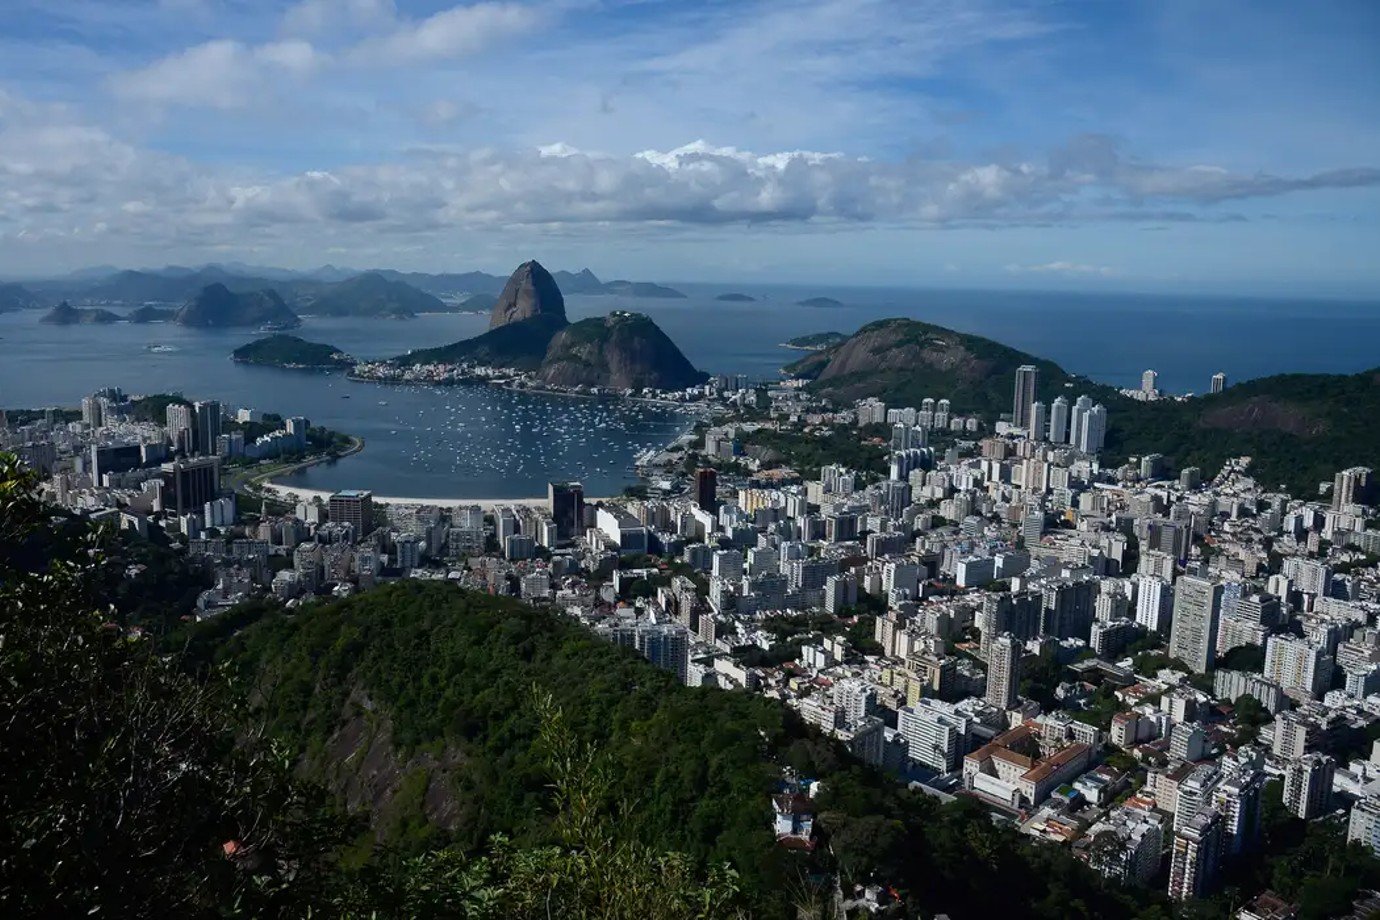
<box><xmin>0</xmin><ymin>0</ymin><xmax>1377</xmax><ymax>294</ymax></box>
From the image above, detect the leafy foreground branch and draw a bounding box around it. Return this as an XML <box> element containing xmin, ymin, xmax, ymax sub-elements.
<box><xmin>0</xmin><ymin>451</ymin><xmax>754</xmax><ymax>919</ymax></box>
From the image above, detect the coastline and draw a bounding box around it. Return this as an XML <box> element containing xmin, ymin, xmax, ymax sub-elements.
<box><xmin>258</xmin><ymin>481</ymin><xmax>608</xmax><ymax>510</ymax></box>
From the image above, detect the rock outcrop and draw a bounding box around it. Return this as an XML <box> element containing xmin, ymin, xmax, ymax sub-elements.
<box><xmin>489</xmin><ymin>260</ymin><xmax>566</xmax><ymax>329</ymax></box>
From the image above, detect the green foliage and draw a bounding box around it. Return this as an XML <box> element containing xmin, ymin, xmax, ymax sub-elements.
<box><xmin>218</xmin><ymin>582</ymin><xmax>785</xmax><ymax>881</ymax></box>
<box><xmin>1220</xmin><ymin>644</ymin><xmax>1265</xmax><ymax>673</ymax></box>
<box><xmin>742</xmin><ymin>425</ymin><xmax>888</xmax><ymax>478</ymax></box>
<box><xmin>0</xmin><ymin>453</ymin><xmax>348</xmax><ymax>917</ymax></box>
<box><xmin>231</xmin><ymin>334</ymin><xmax>354</xmax><ymax>368</ymax></box>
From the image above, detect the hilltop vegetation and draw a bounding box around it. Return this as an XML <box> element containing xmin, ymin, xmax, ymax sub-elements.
<box><xmin>1106</xmin><ymin>368</ymin><xmax>1380</xmax><ymax>494</ymax></box>
<box><xmin>787</xmin><ymin>317</ymin><xmax>1080</xmax><ymax>417</ymax></box>
<box><xmin>231</xmin><ymin>334</ymin><xmax>355</xmax><ymax>369</ymax></box>
<box><xmin>539</xmin><ymin>312</ymin><xmax>707</xmax><ymax>389</ymax></box>
<box><xmin>790</xmin><ymin>318</ymin><xmax>1378</xmax><ymax>494</ymax></box>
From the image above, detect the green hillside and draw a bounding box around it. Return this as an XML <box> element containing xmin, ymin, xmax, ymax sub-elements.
<box><xmin>398</xmin><ymin>314</ymin><xmax>568</xmax><ymax>369</ymax></box>
<box><xmin>217</xmin><ymin>581</ymin><xmax>783</xmax><ymax>872</ymax></box>
<box><xmin>787</xmin><ymin>317</ymin><xmax>1085</xmax><ymax>416</ymax></box>
<box><xmin>231</xmin><ymin>334</ymin><xmax>355</xmax><ymax>368</ymax></box>
<box><xmin>1107</xmin><ymin>368</ymin><xmax>1380</xmax><ymax>494</ymax></box>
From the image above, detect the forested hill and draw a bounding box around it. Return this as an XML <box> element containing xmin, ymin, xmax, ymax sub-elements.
<box><xmin>216</xmin><ymin>582</ymin><xmax>783</xmax><ymax>871</ymax></box>
<box><xmin>1105</xmin><ymin>367</ymin><xmax>1380</xmax><ymax>495</ymax></box>
<box><xmin>784</xmin><ymin>317</ymin><xmax>1085</xmax><ymax>415</ymax></box>
<box><xmin>788</xmin><ymin>318</ymin><xmax>1380</xmax><ymax>495</ymax></box>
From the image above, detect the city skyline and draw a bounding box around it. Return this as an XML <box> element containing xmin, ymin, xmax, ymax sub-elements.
<box><xmin>0</xmin><ymin>1</ymin><xmax>1377</xmax><ymax>295</ymax></box>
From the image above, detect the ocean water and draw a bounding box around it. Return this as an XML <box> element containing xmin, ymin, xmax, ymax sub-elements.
<box><xmin>1</xmin><ymin>285</ymin><xmax>1376</xmax><ymax>497</ymax></box>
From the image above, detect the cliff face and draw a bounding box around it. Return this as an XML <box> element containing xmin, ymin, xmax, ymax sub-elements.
<box><xmin>538</xmin><ymin>312</ymin><xmax>706</xmax><ymax>390</ymax></box>
<box><xmin>174</xmin><ymin>284</ymin><xmax>301</xmax><ymax>328</ymax></box>
<box><xmin>489</xmin><ymin>261</ymin><xmax>566</xmax><ymax>329</ymax></box>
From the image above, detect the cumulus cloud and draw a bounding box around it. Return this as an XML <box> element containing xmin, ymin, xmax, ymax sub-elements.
<box><xmin>109</xmin><ymin>39</ymin><xmax>327</xmax><ymax>109</ymax></box>
<box><xmin>2</xmin><ymin>92</ymin><xmax>1378</xmax><ymax>258</ymax></box>
<box><xmin>355</xmin><ymin>2</ymin><xmax>542</xmax><ymax>63</ymax></box>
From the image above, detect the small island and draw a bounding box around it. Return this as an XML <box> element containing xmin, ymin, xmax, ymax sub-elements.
<box><xmin>602</xmin><ymin>280</ymin><xmax>687</xmax><ymax>299</ymax></box>
<box><xmin>715</xmin><ymin>292</ymin><xmax>756</xmax><ymax>302</ymax></box>
<box><xmin>40</xmin><ymin>301</ymin><xmax>121</xmax><ymax>325</ymax></box>
<box><xmin>796</xmin><ymin>296</ymin><xmax>845</xmax><ymax>308</ymax></box>
<box><xmin>232</xmin><ymin>334</ymin><xmax>355</xmax><ymax>369</ymax></box>
<box><xmin>781</xmin><ymin>331</ymin><xmax>847</xmax><ymax>351</ymax></box>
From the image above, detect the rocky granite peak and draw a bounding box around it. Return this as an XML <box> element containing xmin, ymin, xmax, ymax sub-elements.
<box><xmin>489</xmin><ymin>261</ymin><xmax>567</xmax><ymax>330</ymax></box>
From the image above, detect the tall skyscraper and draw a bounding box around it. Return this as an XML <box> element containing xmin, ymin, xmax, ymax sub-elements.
<box><xmin>328</xmin><ymin>489</ymin><xmax>374</xmax><ymax>539</ymax></box>
<box><xmin>1169</xmin><ymin>576</ymin><xmax>1223</xmax><ymax>673</ymax></box>
<box><xmin>1012</xmin><ymin>365</ymin><xmax>1039</xmax><ymax>430</ymax></box>
<box><xmin>1048</xmin><ymin>396</ymin><xmax>1070</xmax><ymax>444</ymax></box>
<box><xmin>166</xmin><ymin>403</ymin><xmax>195</xmax><ymax>455</ymax></box>
<box><xmin>1282</xmin><ymin>753</ymin><xmax>1335</xmax><ymax>819</ymax></box>
<box><xmin>193</xmin><ymin>400</ymin><xmax>222</xmax><ymax>457</ymax></box>
<box><xmin>1210</xmin><ymin>372</ymin><xmax>1227</xmax><ymax>394</ymax></box>
<box><xmin>160</xmin><ymin>456</ymin><xmax>220</xmax><ymax>516</ymax></box>
<box><xmin>986</xmin><ymin>633</ymin><xmax>1021</xmax><ymax>709</ymax></box>
<box><xmin>548</xmin><ymin>481</ymin><xmax>585</xmax><ymax>540</ymax></box>
<box><xmin>1134</xmin><ymin>575</ymin><xmax>1174</xmax><ymax>635</ymax></box>
<box><xmin>1168</xmin><ymin>808</ymin><xmax>1223</xmax><ymax>900</ymax></box>
<box><xmin>1029</xmin><ymin>401</ymin><xmax>1047</xmax><ymax>441</ymax></box>
<box><xmin>1075</xmin><ymin>403</ymin><xmax>1107</xmax><ymax>453</ymax></box>
<box><xmin>1141</xmin><ymin>369</ymin><xmax>1158</xmax><ymax>396</ymax></box>
<box><xmin>695</xmin><ymin>467</ymin><xmax>719</xmax><ymax>512</ymax></box>
<box><xmin>1333</xmin><ymin>467</ymin><xmax>1372</xmax><ymax>511</ymax></box>
<box><xmin>1069</xmin><ymin>395</ymin><xmax>1094</xmax><ymax>448</ymax></box>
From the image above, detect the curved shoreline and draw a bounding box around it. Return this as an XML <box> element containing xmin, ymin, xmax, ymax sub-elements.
<box><xmin>258</xmin><ymin>481</ymin><xmax>610</xmax><ymax>511</ymax></box>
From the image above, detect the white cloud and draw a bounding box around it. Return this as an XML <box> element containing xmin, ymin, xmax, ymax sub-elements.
<box><xmin>2</xmin><ymin>91</ymin><xmax>1377</xmax><ymax>263</ymax></box>
<box><xmin>1005</xmin><ymin>261</ymin><xmax>1116</xmax><ymax>277</ymax></box>
<box><xmin>354</xmin><ymin>2</ymin><xmax>542</xmax><ymax>64</ymax></box>
<box><xmin>109</xmin><ymin>39</ymin><xmax>327</xmax><ymax>109</ymax></box>
<box><xmin>281</xmin><ymin>0</ymin><xmax>397</xmax><ymax>38</ymax></box>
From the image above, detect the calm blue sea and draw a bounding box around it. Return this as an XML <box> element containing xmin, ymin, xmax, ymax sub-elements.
<box><xmin>1</xmin><ymin>285</ymin><xmax>1376</xmax><ymax>497</ymax></box>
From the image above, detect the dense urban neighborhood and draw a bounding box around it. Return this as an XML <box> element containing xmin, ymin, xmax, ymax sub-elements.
<box><xmin>5</xmin><ymin>352</ymin><xmax>1379</xmax><ymax>917</ymax></box>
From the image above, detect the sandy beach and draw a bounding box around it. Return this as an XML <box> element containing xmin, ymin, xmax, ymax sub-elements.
<box><xmin>260</xmin><ymin>481</ymin><xmax>607</xmax><ymax>511</ymax></box>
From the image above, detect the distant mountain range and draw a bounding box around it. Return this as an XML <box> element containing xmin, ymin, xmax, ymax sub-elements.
<box><xmin>395</xmin><ymin>261</ymin><xmax>705</xmax><ymax>389</ymax></box>
<box><xmin>6</xmin><ymin>263</ymin><xmax>687</xmax><ymax>315</ymax></box>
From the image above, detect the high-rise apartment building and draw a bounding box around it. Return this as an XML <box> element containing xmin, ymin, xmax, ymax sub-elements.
<box><xmin>1049</xmin><ymin>396</ymin><xmax>1070</xmax><ymax>444</ymax></box>
<box><xmin>548</xmin><ymin>481</ymin><xmax>585</xmax><ymax>541</ymax></box>
<box><xmin>1210</xmin><ymin>372</ymin><xmax>1227</xmax><ymax>394</ymax></box>
<box><xmin>986</xmin><ymin>633</ymin><xmax>1021</xmax><ymax>709</ymax></box>
<box><xmin>1141</xmin><ymin>369</ymin><xmax>1158</xmax><ymax>396</ymax></box>
<box><xmin>1029</xmin><ymin>400</ymin><xmax>1047</xmax><ymax>441</ymax></box>
<box><xmin>166</xmin><ymin>403</ymin><xmax>195</xmax><ymax>455</ymax></box>
<box><xmin>1168</xmin><ymin>808</ymin><xmax>1223</xmax><ymax>900</ymax></box>
<box><xmin>1135</xmin><ymin>575</ymin><xmax>1175</xmax><ymax>635</ymax></box>
<box><xmin>328</xmin><ymin>489</ymin><xmax>374</xmax><ymax>539</ymax></box>
<box><xmin>1012</xmin><ymin>365</ymin><xmax>1039</xmax><ymax>430</ymax></box>
<box><xmin>1333</xmin><ymin>467</ymin><xmax>1372</xmax><ymax>511</ymax></box>
<box><xmin>694</xmin><ymin>467</ymin><xmax>719</xmax><ymax>512</ymax></box>
<box><xmin>1264</xmin><ymin>635</ymin><xmax>1335</xmax><ymax>700</ymax></box>
<box><xmin>160</xmin><ymin>456</ymin><xmax>220</xmax><ymax>516</ymax></box>
<box><xmin>193</xmin><ymin>400</ymin><xmax>221</xmax><ymax>457</ymax></box>
<box><xmin>897</xmin><ymin>698</ymin><xmax>972</xmax><ymax>773</ymax></box>
<box><xmin>1282</xmin><ymin>753</ymin><xmax>1334</xmax><ymax>819</ymax></box>
<box><xmin>1169</xmin><ymin>576</ymin><xmax>1223</xmax><ymax>673</ymax></box>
